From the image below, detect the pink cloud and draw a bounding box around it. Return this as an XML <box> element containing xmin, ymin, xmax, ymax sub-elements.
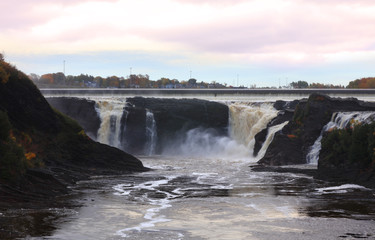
<box><xmin>3</xmin><ymin>0</ymin><xmax>375</xmax><ymax>68</ymax></box>
<box><xmin>142</xmin><ymin>0</ymin><xmax>375</xmax><ymax>58</ymax></box>
<box><xmin>0</xmin><ymin>0</ymin><xmax>117</xmax><ymax>31</ymax></box>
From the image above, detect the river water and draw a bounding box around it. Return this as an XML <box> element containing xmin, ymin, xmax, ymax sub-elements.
<box><xmin>30</xmin><ymin>154</ymin><xmax>373</xmax><ymax>240</ymax></box>
<box><xmin>2</xmin><ymin>96</ymin><xmax>375</xmax><ymax>239</ymax></box>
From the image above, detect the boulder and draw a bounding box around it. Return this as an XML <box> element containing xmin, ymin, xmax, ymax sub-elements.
<box><xmin>259</xmin><ymin>93</ymin><xmax>375</xmax><ymax>166</ymax></box>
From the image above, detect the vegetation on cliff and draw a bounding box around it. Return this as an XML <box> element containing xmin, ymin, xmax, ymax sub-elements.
<box><xmin>0</xmin><ymin>54</ymin><xmax>147</xmax><ymax>205</ymax></box>
<box><xmin>319</xmin><ymin>122</ymin><xmax>375</xmax><ymax>187</ymax></box>
<box><xmin>258</xmin><ymin>93</ymin><xmax>375</xmax><ymax>187</ymax></box>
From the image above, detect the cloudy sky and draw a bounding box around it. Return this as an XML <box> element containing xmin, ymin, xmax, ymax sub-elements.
<box><xmin>1</xmin><ymin>0</ymin><xmax>375</xmax><ymax>87</ymax></box>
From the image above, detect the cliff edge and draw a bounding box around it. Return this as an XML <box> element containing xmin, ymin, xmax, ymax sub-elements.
<box><xmin>0</xmin><ymin>57</ymin><xmax>147</xmax><ymax>207</ymax></box>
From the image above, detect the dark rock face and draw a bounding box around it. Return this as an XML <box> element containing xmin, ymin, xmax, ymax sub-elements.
<box><xmin>120</xmin><ymin>103</ymin><xmax>147</xmax><ymax>154</ymax></box>
<box><xmin>44</xmin><ymin>96</ymin><xmax>229</xmax><ymax>155</ymax></box>
<box><xmin>47</xmin><ymin>97</ymin><xmax>101</xmax><ymax>139</ymax></box>
<box><xmin>253</xmin><ymin>101</ymin><xmax>297</xmax><ymax>157</ymax></box>
<box><xmin>317</xmin><ymin>122</ymin><xmax>375</xmax><ymax>188</ymax></box>
<box><xmin>0</xmin><ymin>64</ymin><xmax>58</xmax><ymax>133</ymax></box>
<box><xmin>124</xmin><ymin>97</ymin><xmax>229</xmax><ymax>154</ymax></box>
<box><xmin>258</xmin><ymin>93</ymin><xmax>375</xmax><ymax>166</ymax></box>
<box><xmin>0</xmin><ymin>61</ymin><xmax>147</xmax><ymax>207</ymax></box>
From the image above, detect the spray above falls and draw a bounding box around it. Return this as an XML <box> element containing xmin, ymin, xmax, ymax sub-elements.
<box><xmin>92</xmin><ymin>98</ymin><xmax>287</xmax><ymax>162</ymax></box>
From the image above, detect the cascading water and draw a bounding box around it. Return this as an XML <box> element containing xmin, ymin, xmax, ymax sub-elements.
<box><xmin>306</xmin><ymin>111</ymin><xmax>375</xmax><ymax>164</ymax></box>
<box><xmin>144</xmin><ymin>110</ymin><xmax>157</xmax><ymax>156</ymax></box>
<box><xmin>96</xmin><ymin>100</ymin><xmax>126</xmax><ymax>149</ymax></box>
<box><xmin>94</xmin><ymin>99</ymin><xmax>285</xmax><ymax>161</ymax></box>
<box><xmin>256</xmin><ymin>121</ymin><xmax>289</xmax><ymax>160</ymax></box>
<box><xmin>228</xmin><ymin>102</ymin><xmax>279</xmax><ymax>157</ymax></box>
<box><xmin>161</xmin><ymin>102</ymin><xmax>285</xmax><ymax>161</ymax></box>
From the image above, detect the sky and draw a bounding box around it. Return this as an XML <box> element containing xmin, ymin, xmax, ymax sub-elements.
<box><xmin>1</xmin><ymin>0</ymin><xmax>375</xmax><ymax>87</ymax></box>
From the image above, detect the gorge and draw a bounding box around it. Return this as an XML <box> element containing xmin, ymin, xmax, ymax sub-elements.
<box><xmin>42</xmin><ymin>93</ymin><xmax>375</xmax><ymax>239</ymax></box>
<box><xmin>1</xmin><ymin>60</ymin><xmax>375</xmax><ymax>239</ymax></box>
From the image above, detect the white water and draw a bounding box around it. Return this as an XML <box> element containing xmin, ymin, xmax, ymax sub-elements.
<box><xmin>145</xmin><ymin>110</ymin><xmax>157</xmax><ymax>156</ymax></box>
<box><xmin>43</xmin><ymin>97</ymin><xmax>375</xmax><ymax>240</ymax></box>
<box><xmin>256</xmin><ymin>121</ymin><xmax>289</xmax><ymax>160</ymax></box>
<box><xmin>96</xmin><ymin>100</ymin><xmax>126</xmax><ymax>149</ymax></box>
<box><xmin>228</xmin><ymin>103</ymin><xmax>278</xmax><ymax>156</ymax></box>
<box><xmin>306</xmin><ymin>111</ymin><xmax>375</xmax><ymax>164</ymax></box>
<box><xmin>315</xmin><ymin>184</ymin><xmax>370</xmax><ymax>194</ymax></box>
<box><xmin>94</xmin><ymin>99</ymin><xmax>284</xmax><ymax>161</ymax></box>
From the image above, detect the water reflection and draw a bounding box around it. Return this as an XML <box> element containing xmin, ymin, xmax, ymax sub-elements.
<box><xmin>1</xmin><ymin>160</ymin><xmax>375</xmax><ymax>239</ymax></box>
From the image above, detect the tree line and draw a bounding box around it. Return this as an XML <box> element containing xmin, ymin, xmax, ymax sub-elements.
<box><xmin>29</xmin><ymin>72</ymin><xmax>228</xmax><ymax>89</ymax></box>
<box><xmin>290</xmin><ymin>78</ymin><xmax>375</xmax><ymax>89</ymax></box>
<box><xmin>28</xmin><ymin>71</ymin><xmax>375</xmax><ymax>89</ymax></box>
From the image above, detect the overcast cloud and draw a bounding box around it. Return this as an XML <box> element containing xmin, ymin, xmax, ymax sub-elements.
<box><xmin>1</xmin><ymin>0</ymin><xmax>375</xmax><ymax>86</ymax></box>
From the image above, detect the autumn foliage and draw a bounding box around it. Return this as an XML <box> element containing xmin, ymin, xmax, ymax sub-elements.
<box><xmin>347</xmin><ymin>77</ymin><xmax>375</xmax><ymax>89</ymax></box>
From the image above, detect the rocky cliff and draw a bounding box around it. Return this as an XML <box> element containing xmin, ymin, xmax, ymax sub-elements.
<box><xmin>0</xmin><ymin>59</ymin><xmax>147</xmax><ymax>207</ymax></box>
<box><xmin>317</xmin><ymin>120</ymin><xmax>375</xmax><ymax>188</ymax></box>
<box><xmin>259</xmin><ymin>94</ymin><xmax>375</xmax><ymax>166</ymax></box>
<box><xmin>124</xmin><ymin>97</ymin><xmax>229</xmax><ymax>154</ymax></box>
<box><xmin>48</xmin><ymin>96</ymin><xmax>229</xmax><ymax>155</ymax></box>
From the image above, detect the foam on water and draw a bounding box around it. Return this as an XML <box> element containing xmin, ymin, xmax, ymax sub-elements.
<box><xmin>114</xmin><ymin>175</ymin><xmax>178</xmax><ymax>237</ymax></box>
<box><xmin>315</xmin><ymin>184</ymin><xmax>370</xmax><ymax>194</ymax></box>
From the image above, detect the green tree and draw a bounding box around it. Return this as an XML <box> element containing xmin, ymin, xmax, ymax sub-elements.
<box><xmin>188</xmin><ymin>78</ymin><xmax>197</xmax><ymax>87</ymax></box>
<box><xmin>291</xmin><ymin>81</ymin><xmax>308</xmax><ymax>88</ymax></box>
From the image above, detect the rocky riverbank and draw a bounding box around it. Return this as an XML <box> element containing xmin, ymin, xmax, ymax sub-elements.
<box><xmin>0</xmin><ymin>58</ymin><xmax>148</xmax><ymax>209</ymax></box>
<box><xmin>258</xmin><ymin>93</ymin><xmax>375</xmax><ymax>188</ymax></box>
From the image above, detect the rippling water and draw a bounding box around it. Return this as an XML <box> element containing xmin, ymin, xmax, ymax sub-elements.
<box><xmin>13</xmin><ymin>155</ymin><xmax>369</xmax><ymax>240</ymax></box>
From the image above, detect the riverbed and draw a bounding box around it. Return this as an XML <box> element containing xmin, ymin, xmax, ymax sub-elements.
<box><xmin>3</xmin><ymin>155</ymin><xmax>373</xmax><ymax>239</ymax></box>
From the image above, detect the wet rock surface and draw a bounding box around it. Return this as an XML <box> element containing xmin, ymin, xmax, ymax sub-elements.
<box><xmin>124</xmin><ymin>97</ymin><xmax>229</xmax><ymax>154</ymax></box>
<box><xmin>259</xmin><ymin>94</ymin><xmax>375</xmax><ymax>166</ymax></box>
<box><xmin>258</xmin><ymin>94</ymin><xmax>375</xmax><ymax>188</ymax></box>
<box><xmin>0</xmin><ymin>62</ymin><xmax>147</xmax><ymax>212</ymax></box>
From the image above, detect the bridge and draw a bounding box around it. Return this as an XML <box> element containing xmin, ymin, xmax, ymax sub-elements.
<box><xmin>40</xmin><ymin>88</ymin><xmax>375</xmax><ymax>102</ymax></box>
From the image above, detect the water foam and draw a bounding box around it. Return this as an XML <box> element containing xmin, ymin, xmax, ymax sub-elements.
<box><xmin>114</xmin><ymin>176</ymin><xmax>177</xmax><ymax>237</ymax></box>
<box><xmin>96</xmin><ymin>100</ymin><xmax>126</xmax><ymax>149</ymax></box>
<box><xmin>229</xmin><ymin>103</ymin><xmax>278</xmax><ymax>155</ymax></box>
<box><xmin>315</xmin><ymin>184</ymin><xmax>370</xmax><ymax>194</ymax></box>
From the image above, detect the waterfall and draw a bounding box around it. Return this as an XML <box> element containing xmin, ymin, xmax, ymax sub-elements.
<box><xmin>256</xmin><ymin>121</ymin><xmax>289</xmax><ymax>161</ymax></box>
<box><xmin>96</xmin><ymin>100</ymin><xmax>126</xmax><ymax>149</ymax></box>
<box><xmin>306</xmin><ymin>111</ymin><xmax>375</xmax><ymax>164</ymax></box>
<box><xmin>94</xmin><ymin>99</ymin><xmax>285</xmax><ymax>159</ymax></box>
<box><xmin>145</xmin><ymin>110</ymin><xmax>157</xmax><ymax>156</ymax></box>
<box><xmin>228</xmin><ymin>103</ymin><xmax>278</xmax><ymax>156</ymax></box>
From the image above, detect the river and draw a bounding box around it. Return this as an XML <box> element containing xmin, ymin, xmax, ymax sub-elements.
<box><xmin>29</xmin><ymin>155</ymin><xmax>375</xmax><ymax>239</ymax></box>
<box><xmin>2</xmin><ymin>93</ymin><xmax>375</xmax><ymax>239</ymax></box>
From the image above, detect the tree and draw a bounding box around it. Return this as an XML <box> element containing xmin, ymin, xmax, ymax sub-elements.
<box><xmin>188</xmin><ymin>78</ymin><xmax>197</xmax><ymax>87</ymax></box>
<box><xmin>347</xmin><ymin>77</ymin><xmax>375</xmax><ymax>89</ymax></box>
<box><xmin>291</xmin><ymin>80</ymin><xmax>308</xmax><ymax>89</ymax></box>
<box><xmin>54</xmin><ymin>72</ymin><xmax>66</xmax><ymax>85</ymax></box>
<box><xmin>28</xmin><ymin>73</ymin><xmax>40</xmax><ymax>83</ymax></box>
<box><xmin>40</xmin><ymin>73</ymin><xmax>55</xmax><ymax>84</ymax></box>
